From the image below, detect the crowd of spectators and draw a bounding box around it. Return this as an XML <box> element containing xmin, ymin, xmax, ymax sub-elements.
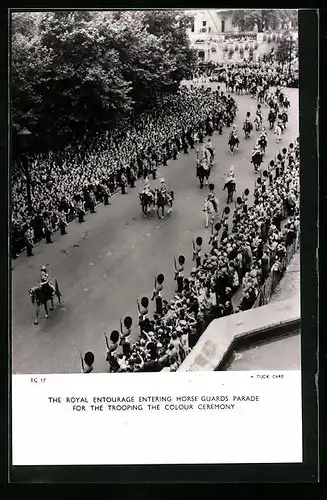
<box><xmin>12</xmin><ymin>86</ymin><xmax>237</xmax><ymax>258</ymax></box>
<box><xmin>106</xmin><ymin>137</ymin><xmax>300</xmax><ymax>373</ymax></box>
<box><xmin>193</xmin><ymin>60</ymin><xmax>299</xmax><ymax>89</ymax></box>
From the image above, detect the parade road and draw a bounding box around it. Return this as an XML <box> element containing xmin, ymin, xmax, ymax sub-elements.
<box><xmin>12</xmin><ymin>84</ymin><xmax>299</xmax><ymax>374</ymax></box>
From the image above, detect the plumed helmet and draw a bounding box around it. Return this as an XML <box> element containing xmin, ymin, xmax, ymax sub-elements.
<box><xmin>160</xmin><ymin>178</ymin><xmax>165</xmax><ymax>183</ymax></box>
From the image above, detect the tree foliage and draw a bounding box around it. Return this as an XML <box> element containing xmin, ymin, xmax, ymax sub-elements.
<box><xmin>231</xmin><ymin>9</ymin><xmax>298</xmax><ymax>32</ymax></box>
<box><xmin>11</xmin><ymin>10</ymin><xmax>197</xmax><ymax>149</ymax></box>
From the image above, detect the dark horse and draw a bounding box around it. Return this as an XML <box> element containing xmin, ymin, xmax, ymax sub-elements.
<box><xmin>29</xmin><ymin>280</ymin><xmax>62</xmax><ymax>325</ymax></box>
<box><xmin>243</xmin><ymin>120</ymin><xmax>253</xmax><ymax>139</ymax></box>
<box><xmin>196</xmin><ymin>163</ymin><xmax>211</xmax><ymax>189</ymax></box>
<box><xmin>223</xmin><ymin>180</ymin><xmax>236</xmax><ymax>204</ymax></box>
<box><xmin>258</xmin><ymin>135</ymin><xmax>267</xmax><ymax>154</ymax></box>
<box><xmin>251</xmin><ymin>151</ymin><xmax>264</xmax><ymax>172</ymax></box>
<box><xmin>228</xmin><ymin>133</ymin><xmax>239</xmax><ymax>154</ymax></box>
<box><xmin>139</xmin><ymin>191</ymin><xmax>155</xmax><ymax>217</ymax></box>
<box><xmin>154</xmin><ymin>189</ymin><xmax>174</xmax><ymax>219</ymax></box>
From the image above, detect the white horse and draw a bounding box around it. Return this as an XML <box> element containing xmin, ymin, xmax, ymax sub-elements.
<box><xmin>274</xmin><ymin>124</ymin><xmax>283</xmax><ymax>143</ymax></box>
<box><xmin>203</xmin><ymin>199</ymin><xmax>217</xmax><ymax>228</ymax></box>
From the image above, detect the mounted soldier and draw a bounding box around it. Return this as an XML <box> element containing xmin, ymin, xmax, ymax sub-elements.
<box><xmin>223</xmin><ymin>166</ymin><xmax>236</xmax><ymax>204</ymax></box>
<box><xmin>243</xmin><ymin>112</ymin><xmax>253</xmax><ymax>139</ymax></box>
<box><xmin>228</xmin><ymin>124</ymin><xmax>239</xmax><ymax>154</ymax></box>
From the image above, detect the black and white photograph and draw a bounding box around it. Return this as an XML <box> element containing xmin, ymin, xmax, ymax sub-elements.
<box><xmin>10</xmin><ymin>8</ymin><xmax>319</xmax><ymax>471</ymax></box>
<box><xmin>11</xmin><ymin>9</ymin><xmax>301</xmax><ymax>376</ymax></box>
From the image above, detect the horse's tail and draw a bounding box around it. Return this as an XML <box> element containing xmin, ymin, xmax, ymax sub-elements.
<box><xmin>55</xmin><ymin>279</ymin><xmax>60</xmax><ymax>295</ymax></box>
<box><xmin>170</xmin><ymin>190</ymin><xmax>174</xmax><ymax>200</ymax></box>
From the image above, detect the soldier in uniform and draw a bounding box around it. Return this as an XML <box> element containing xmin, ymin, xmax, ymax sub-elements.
<box><xmin>89</xmin><ymin>190</ymin><xmax>96</xmax><ymax>214</ymax></box>
<box><xmin>121</xmin><ymin>316</ymin><xmax>132</xmax><ymax>357</ymax></box>
<box><xmin>24</xmin><ymin>224</ymin><xmax>34</xmax><ymax>257</ymax></box>
<box><xmin>174</xmin><ymin>255</ymin><xmax>185</xmax><ymax>294</ymax></box>
<box><xmin>81</xmin><ymin>351</ymin><xmax>95</xmax><ymax>373</ymax></box>
<box><xmin>138</xmin><ymin>296</ymin><xmax>149</xmax><ymax>334</ymax></box>
<box><xmin>43</xmin><ymin>217</ymin><xmax>53</xmax><ymax>244</ymax></box>
<box><xmin>207</xmin><ymin>183</ymin><xmax>219</xmax><ymax>213</ymax></box>
<box><xmin>209</xmin><ymin>222</ymin><xmax>221</xmax><ymax>245</ymax></box>
<box><xmin>151</xmin><ymin>273</ymin><xmax>164</xmax><ymax>316</ymax></box>
<box><xmin>39</xmin><ymin>264</ymin><xmax>56</xmax><ymax>294</ymax></box>
<box><xmin>120</xmin><ymin>170</ymin><xmax>128</xmax><ymax>195</ymax></box>
<box><xmin>105</xmin><ymin>330</ymin><xmax>120</xmax><ymax>372</ymax></box>
<box><xmin>130</xmin><ymin>165</ymin><xmax>137</xmax><ymax>188</ymax></box>
<box><xmin>59</xmin><ymin>212</ymin><xmax>68</xmax><ymax>235</ymax></box>
<box><xmin>193</xmin><ymin>236</ymin><xmax>203</xmax><ymax>268</ymax></box>
<box><xmin>77</xmin><ymin>198</ymin><xmax>86</xmax><ymax>223</ymax></box>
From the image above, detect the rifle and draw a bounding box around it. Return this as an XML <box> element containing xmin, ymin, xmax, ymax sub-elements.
<box><xmin>192</xmin><ymin>239</ymin><xmax>195</xmax><ymax>261</ymax></box>
<box><xmin>174</xmin><ymin>257</ymin><xmax>178</xmax><ymax>280</ymax></box>
<box><xmin>137</xmin><ymin>299</ymin><xmax>141</xmax><ymax>314</ymax></box>
<box><xmin>104</xmin><ymin>332</ymin><xmax>109</xmax><ymax>350</ymax></box>
<box><xmin>80</xmin><ymin>352</ymin><xmax>85</xmax><ymax>373</ymax></box>
<box><xmin>151</xmin><ymin>276</ymin><xmax>157</xmax><ymax>301</ymax></box>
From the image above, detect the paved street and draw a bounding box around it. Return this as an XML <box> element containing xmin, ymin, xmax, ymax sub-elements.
<box><xmin>12</xmin><ymin>85</ymin><xmax>299</xmax><ymax>374</ymax></box>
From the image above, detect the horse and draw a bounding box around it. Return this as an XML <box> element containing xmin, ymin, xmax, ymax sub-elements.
<box><xmin>206</xmin><ymin>146</ymin><xmax>215</xmax><ymax>165</ymax></box>
<box><xmin>228</xmin><ymin>133</ymin><xmax>239</xmax><ymax>154</ymax></box>
<box><xmin>251</xmin><ymin>151</ymin><xmax>264</xmax><ymax>172</ymax></box>
<box><xmin>274</xmin><ymin>124</ymin><xmax>283</xmax><ymax>143</ymax></box>
<box><xmin>281</xmin><ymin>112</ymin><xmax>288</xmax><ymax>129</ymax></box>
<box><xmin>29</xmin><ymin>279</ymin><xmax>62</xmax><ymax>325</ymax></box>
<box><xmin>203</xmin><ymin>199</ymin><xmax>217</xmax><ymax>228</ymax></box>
<box><xmin>139</xmin><ymin>191</ymin><xmax>155</xmax><ymax>217</ymax></box>
<box><xmin>268</xmin><ymin>110</ymin><xmax>276</xmax><ymax>130</ymax></box>
<box><xmin>258</xmin><ymin>135</ymin><xmax>267</xmax><ymax>154</ymax></box>
<box><xmin>223</xmin><ymin>180</ymin><xmax>236</xmax><ymax>204</ymax></box>
<box><xmin>243</xmin><ymin>120</ymin><xmax>253</xmax><ymax>139</ymax></box>
<box><xmin>154</xmin><ymin>189</ymin><xmax>174</xmax><ymax>219</ymax></box>
<box><xmin>196</xmin><ymin>162</ymin><xmax>211</xmax><ymax>188</ymax></box>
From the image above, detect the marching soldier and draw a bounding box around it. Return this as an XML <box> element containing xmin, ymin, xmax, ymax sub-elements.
<box><xmin>174</xmin><ymin>255</ymin><xmax>185</xmax><ymax>294</ymax></box>
<box><xmin>192</xmin><ymin>236</ymin><xmax>202</xmax><ymax>268</ymax></box>
<box><xmin>151</xmin><ymin>274</ymin><xmax>164</xmax><ymax>316</ymax></box>
<box><xmin>80</xmin><ymin>351</ymin><xmax>95</xmax><ymax>374</ymax></box>
<box><xmin>208</xmin><ymin>183</ymin><xmax>219</xmax><ymax>213</ymax></box>
<box><xmin>24</xmin><ymin>224</ymin><xmax>34</xmax><ymax>257</ymax></box>
<box><xmin>242</xmin><ymin>188</ymin><xmax>250</xmax><ymax>214</ymax></box>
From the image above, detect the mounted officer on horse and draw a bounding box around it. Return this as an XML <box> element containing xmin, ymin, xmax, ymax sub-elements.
<box><xmin>155</xmin><ymin>178</ymin><xmax>174</xmax><ymax>219</ymax></box>
<box><xmin>139</xmin><ymin>177</ymin><xmax>155</xmax><ymax>217</ymax></box>
<box><xmin>29</xmin><ymin>266</ymin><xmax>62</xmax><ymax>324</ymax></box>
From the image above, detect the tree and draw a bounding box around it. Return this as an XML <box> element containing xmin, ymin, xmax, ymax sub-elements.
<box><xmin>11</xmin><ymin>10</ymin><xmax>197</xmax><ymax>150</ymax></box>
<box><xmin>231</xmin><ymin>9</ymin><xmax>298</xmax><ymax>32</ymax></box>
